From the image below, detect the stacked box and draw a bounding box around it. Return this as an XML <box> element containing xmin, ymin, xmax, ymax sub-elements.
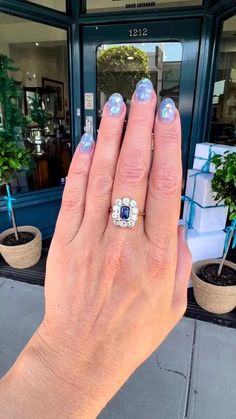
<box><xmin>187</xmin><ymin>229</ymin><xmax>226</xmax><ymax>262</ymax></box>
<box><xmin>182</xmin><ymin>143</ymin><xmax>234</xmax><ymax>284</ymax></box>
<box><xmin>183</xmin><ymin>169</ymin><xmax>228</xmax><ymax>234</ymax></box>
<box><xmin>193</xmin><ymin>142</ymin><xmax>236</xmax><ymax>173</ymax></box>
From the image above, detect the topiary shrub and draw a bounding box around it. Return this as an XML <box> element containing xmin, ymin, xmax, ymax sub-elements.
<box><xmin>97</xmin><ymin>46</ymin><xmax>150</xmax><ymax>99</ymax></box>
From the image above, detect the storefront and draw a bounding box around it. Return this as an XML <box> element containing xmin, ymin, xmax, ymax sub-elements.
<box><xmin>0</xmin><ymin>0</ymin><xmax>235</xmax><ymax>239</ymax></box>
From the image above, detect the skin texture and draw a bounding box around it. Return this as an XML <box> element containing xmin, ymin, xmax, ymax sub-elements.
<box><xmin>0</xmin><ymin>85</ymin><xmax>192</xmax><ymax>418</ymax></box>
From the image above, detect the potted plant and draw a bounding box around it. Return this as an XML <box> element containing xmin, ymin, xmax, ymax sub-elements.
<box><xmin>191</xmin><ymin>152</ymin><xmax>236</xmax><ymax>314</ymax></box>
<box><xmin>0</xmin><ymin>54</ymin><xmax>43</xmax><ymax>269</ymax></box>
<box><xmin>0</xmin><ymin>137</ymin><xmax>42</xmax><ymax>269</ymax></box>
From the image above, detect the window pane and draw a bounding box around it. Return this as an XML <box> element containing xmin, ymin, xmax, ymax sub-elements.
<box><xmin>96</xmin><ymin>42</ymin><xmax>182</xmax><ymax>131</ymax></box>
<box><xmin>87</xmin><ymin>0</ymin><xmax>202</xmax><ymax>14</ymax></box>
<box><xmin>0</xmin><ymin>13</ymin><xmax>71</xmax><ymax>195</ymax></box>
<box><xmin>22</xmin><ymin>0</ymin><xmax>66</xmax><ymax>12</ymax></box>
<box><xmin>209</xmin><ymin>16</ymin><xmax>236</xmax><ymax>145</ymax></box>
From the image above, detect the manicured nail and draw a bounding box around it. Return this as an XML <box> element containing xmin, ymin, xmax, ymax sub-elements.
<box><xmin>159</xmin><ymin>98</ymin><xmax>176</xmax><ymax>123</ymax></box>
<box><xmin>79</xmin><ymin>133</ymin><xmax>94</xmax><ymax>153</ymax></box>
<box><xmin>135</xmin><ymin>78</ymin><xmax>153</xmax><ymax>102</ymax></box>
<box><xmin>107</xmin><ymin>93</ymin><xmax>124</xmax><ymax>116</ymax></box>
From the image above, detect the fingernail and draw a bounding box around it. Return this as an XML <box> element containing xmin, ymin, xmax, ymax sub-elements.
<box><xmin>79</xmin><ymin>133</ymin><xmax>94</xmax><ymax>153</ymax></box>
<box><xmin>135</xmin><ymin>78</ymin><xmax>153</xmax><ymax>102</ymax></box>
<box><xmin>107</xmin><ymin>93</ymin><xmax>124</xmax><ymax>116</ymax></box>
<box><xmin>159</xmin><ymin>98</ymin><xmax>176</xmax><ymax>123</ymax></box>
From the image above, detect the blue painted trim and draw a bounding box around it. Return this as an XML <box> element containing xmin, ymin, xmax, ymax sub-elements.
<box><xmin>187</xmin><ymin>14</ymin><xmax>217</xmax><ymax>169</ymax></box>
<box><xmin>0</xmin><ymin>188</ymin><xmax>63</xmax><ymax>239</ymax></box>
<box><xmin>0</xmin><ymin>187</ymin><xmax>63</xmax><ymax>211</ymax></box>
<box><xmin>79</xmin><ymin>8</ymin><xmax>205</xmax><ymax>23</ymax></box>
<box><xmin>70</xmin><ymin>23</ymin><xmax>83</xmax><ymax>151</ymax></box>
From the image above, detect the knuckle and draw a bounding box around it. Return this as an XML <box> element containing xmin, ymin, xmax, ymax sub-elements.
<box><xmin>91</xmin><ymin>172</ymin><xmax>113</xmax><ymax>195</ymax></box>
<box><xmin>151</xmin><ymin>168</ymin><xmax>181</xmax><ymax>195</ymax></box>
<box><xmin>62</xmin><ymin>194</ymin><xmax>84</xmax><ymax>214</ymax></box>
<box><xmin>101</xmin><ymin>130</ymin><xmax>119</xmax><ymax>144</ymax></box>
<box><xmin>158</xmin><ymin>127</ymin><xmax>179</xmax><ymax>144</ymax></box>
<box><xmin>118</xmin><ymin>155</ymin><xmax>147</xmax><ymax>184</ymax></box>
<box><xmin>69</xmin><ymin>164</ymin><xmax>88</xmax><ymax>178</ymax></box>
<box><xmin>132</xmin><ymin>114</ymin><xmax>150</xmax><ymax>128</ymax></box>
<box><xmin>146</xmin><ymin>244</ymin><xmax>170</xmax><ymax>272</ymax></box>
<box><xmin>105</xmin><ymin>238</ymin><xmax>135</xmax><ymax>269</ymax></box>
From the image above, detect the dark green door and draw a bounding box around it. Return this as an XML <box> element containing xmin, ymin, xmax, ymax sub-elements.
<box><xmin>82</xmin><ymin>19</ymin><xmax>201</xmax><ymax>176</ymax></box>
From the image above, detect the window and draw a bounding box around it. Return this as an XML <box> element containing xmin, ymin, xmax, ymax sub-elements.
<box><xmin>96</xmin><ymin>42</ymin><xmax>182</xmax><ymax>130</ymax></box>
<box><xmin>0</xmin><ymin>13</ymin><xmax>71</xmax><ymax>194</ymax></box>
<box><xmin>210</xmin><ymin>16</ymin><xmax>236</xmax><ymax>145</ymax></box>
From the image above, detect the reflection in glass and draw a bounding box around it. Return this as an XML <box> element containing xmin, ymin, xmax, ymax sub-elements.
<box><xmin>210</xmin><ymin>16</ymin><xmax>236</xmax><ymax>145</ymax></box>
<box><xmin>97</xmin><ymin>42</ymin><xmax>182</xmax><ymax>130</ymax></box>
<box><xmin>0</xmin><ymin>13</ymin><xmax>71</xmax><ymax>194</ymax></box>
<box><xmin>23</xmin><ymin>0</ymin><xmax>66</xmax><ymax>12</ymax></box>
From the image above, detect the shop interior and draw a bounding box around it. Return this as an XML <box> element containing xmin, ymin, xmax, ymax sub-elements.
<box><xmin>0</xmin><ymin>13</ymin><xmax>71</xmax><ymax>194</ymax></box>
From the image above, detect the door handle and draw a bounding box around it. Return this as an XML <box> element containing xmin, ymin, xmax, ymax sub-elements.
<box><xmin>84</xmin><ymin>116</ymin><xmax>93</xmax><ymax>136</ymax></box>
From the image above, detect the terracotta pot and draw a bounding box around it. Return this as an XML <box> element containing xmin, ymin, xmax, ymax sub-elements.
<box><xmin>191</xmin><ymin>259</ymin><xmax>236</xmax><ymax>314</ymax></box>
<box><xmin>0</xmin><ymin>226</ymin><xmax>42</xmax><ymax>269</ymax></box>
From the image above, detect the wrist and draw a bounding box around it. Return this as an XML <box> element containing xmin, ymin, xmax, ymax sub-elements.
<box><xmin>0</xmin><ymin>324</ymin><xmax>103</xmax><ymax>419</ymax></box>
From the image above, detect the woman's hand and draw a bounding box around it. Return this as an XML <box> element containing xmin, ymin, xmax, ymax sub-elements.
<box><xmin>0</xmin><ymin>80</ymin><xmax>192</xmax><ymax>418</ymax></box>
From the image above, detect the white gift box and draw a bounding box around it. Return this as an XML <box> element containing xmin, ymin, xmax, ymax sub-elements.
<box><xmin>185</xmin><ymin>169</ymin><xmax>222</xmax><ymax>207</ymax></box>
<box><xmin>193</xmin><ymin>142</ymin><xmax>236</xmax><ymax>173</ymax></box>
<box><xmin>187</xmin><ymin>229</ymin><xmax>226</xmax><ymax>262</ymax></box>
<box><xmin>183</xmin><ymin>200</ymin><xmax>228</xmax><ymax>234</ymax></box>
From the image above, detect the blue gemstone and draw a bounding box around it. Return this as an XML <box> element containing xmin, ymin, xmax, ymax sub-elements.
<box><xmin>120</xmin><ymin>206</ymin><xmax>130</xmax><ymax>220</ymax></box>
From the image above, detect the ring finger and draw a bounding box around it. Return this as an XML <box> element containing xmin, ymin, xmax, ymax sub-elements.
<box><xmin>83</xmin><ymin>93</ymin><xmax>126</xmax><ymax>233</ymax></box>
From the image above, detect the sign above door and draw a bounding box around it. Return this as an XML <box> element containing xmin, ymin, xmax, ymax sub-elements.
<box><xmin>86</xmin><ymin>0</ymin><xmax>202</xmax><ymax>14</ymax></box>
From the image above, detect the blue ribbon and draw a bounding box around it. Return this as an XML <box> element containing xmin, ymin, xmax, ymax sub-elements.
<box><xmin>3</xmin><ymin>185</ymin><xmax>16</xmax><ymax>221</ymax></box>
<box><xmin>182</xmin><ymin>150</ymin><xmax>223</xmax><ymax>228</ymax></box>
<box><xmin>195</xmin><ymin>145</ymin><xmax>216</xmax><ymax>173</ymax></box>
<box><xmin>181</xmin><ymin>195</ymin><xmax>195</xmax><ymax>229</ymax></box>
<box><xmin>224</xmin><ymin>219</ymin><xmax>236</xmax><ymax>253</ymax></box>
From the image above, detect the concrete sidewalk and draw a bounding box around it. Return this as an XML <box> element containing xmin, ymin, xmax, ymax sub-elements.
<box><xmin>0</xmin><ymin>277</ymin><xmax>236</xmax><ymax>419</ymax></box>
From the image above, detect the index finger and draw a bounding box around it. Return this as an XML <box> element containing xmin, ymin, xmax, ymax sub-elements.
<box><xmin>145</xmin><ymin>98</ymin><xmax>182</xmax><ymax>246</ymax></box>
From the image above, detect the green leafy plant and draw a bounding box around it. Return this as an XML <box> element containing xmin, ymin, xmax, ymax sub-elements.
<box><xmin>29</xmin><ymin>93</ymin><xmax>49</xmax><ymax>129</ymax></box>
<box><xmin>0</xmin><ymin>54</ymin><xmax>27</xmax><ymax>139</ymax></box>
<box><xmin>211</xmin><ymin>152</ymin><xmax>236</xmax><ymax>276</ymax></box>
<box><xmin>0</xmin><ymin>137</ymin><xmax>32</xmax><ymax>241</ymax></box>
<box><xmin>97</xmin><ymin>46</ymin><xmax>150</xmax><ymax>99</ymax></box>
<box><xmin>211</xmin><ymin>152</ymin><xmax>236</xmax><ymax>220</ymax></box>
<box><xmin>0</xmin><ymin>137</ymin><xmax>31</xmax><ymax>185</ymax></box>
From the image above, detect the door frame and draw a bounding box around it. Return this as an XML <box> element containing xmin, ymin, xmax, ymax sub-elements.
<box><xmin>81</xmin><ymin>18</ymin><xmax>202</xmax><ymax>178</ymax></box>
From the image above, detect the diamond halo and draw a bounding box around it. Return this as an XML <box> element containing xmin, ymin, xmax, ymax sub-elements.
<box><xmin>111</xmin><ymin>198</ymin><xmax>139</xmax><ymax>228</ymax></box>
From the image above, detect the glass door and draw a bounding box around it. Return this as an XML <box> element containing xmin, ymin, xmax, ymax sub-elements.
<box><xmin>82</xmin><ymin>19</ymin><xmax>201</xmax><ymax>176</ymax></box>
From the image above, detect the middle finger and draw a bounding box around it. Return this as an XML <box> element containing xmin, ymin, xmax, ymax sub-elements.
<box><xmin>110</xmin><ymin>79</ymin><xmax>157</xmax><ymax>229</ymax></box>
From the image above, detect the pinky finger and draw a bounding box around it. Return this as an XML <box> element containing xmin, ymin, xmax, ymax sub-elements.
<box><xmin>172</xmin><ymin>226</ymin><xmax>192</xmax><ymax>317</ymax></box>
<box><xmin>54</xmin><ymin>133</ymin><xmax>95</xmax><ymax>245</ymax></box>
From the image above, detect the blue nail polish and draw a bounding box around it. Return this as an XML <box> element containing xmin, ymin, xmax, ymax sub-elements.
<box><xmin>135</xmin><ymin>78</ymin><xmax>153</xmax><ymax>102</ymax></box>
<box><xmin>107</xmin><ymin>93</ymin><xmax>124</xmax><ymax>116</ymax></box>
<box><xmin>159</xmin><ymin>98</ymin><xmax>176</xmax><ymax>123</ymax></box>
<box><xmin>79</xmin><ymin>133</ymin><xmax>94</xmax><ymax>153</ymax></box>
